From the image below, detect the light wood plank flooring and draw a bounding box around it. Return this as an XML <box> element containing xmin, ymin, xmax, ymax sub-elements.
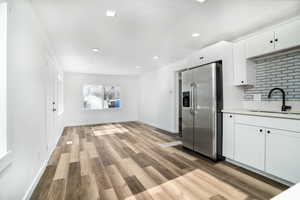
<box><xmin>31</xmin><ymin>122</ymin><xmax>288</xmax><ymax>200</ymax></box>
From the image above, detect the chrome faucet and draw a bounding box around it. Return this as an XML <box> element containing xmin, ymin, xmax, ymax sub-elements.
<box><xmin>267</xmin><ymin>88</ymin><xmax>291</xmax><ymax>112</ymax></box>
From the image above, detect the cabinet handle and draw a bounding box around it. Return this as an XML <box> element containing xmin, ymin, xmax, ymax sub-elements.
<box><xmin>229</xmin><ymin>115</ymin><xmax>232</xmax><ymax>118</ymax></box>
<box><xmin>199</xmin><ymin>56</ymin><xmax>204</xmax><ymax>60</ymax></box>
<box><xmin>267</xmin><ymin>130</ymin><xmax>271</xmax><ymax>134</ymax></box>
<box><xmin>275</xmin><ymin>38</ymin><xmax>278</xmax><ymax>42</ymax></box>
<box><xmin>259</xmin><ymin>129</ymin><xmax>263</xmax><ymax>132</ymax></box>
<box><xmin>270</xmin><ymin>40</ymin><xmax>273</xmax><ymax>43</ymax></box>
<box><xmin>241</xmin><ymin>81</ymin><xmax>244</xmax><ymax>84</ymax></box>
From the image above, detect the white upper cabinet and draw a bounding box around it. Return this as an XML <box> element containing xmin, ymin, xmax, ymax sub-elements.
<box><xmin>233</xmin><ymin>41</ymin><xmax>256</xmax><ymax>86</ymax></box>
<box><xmin>234</xmin><ymin>124</ymin><xmax>265</xmax><ymax>171</ymax></box>
<box><xmin>245</xmin><ymin>31</ymin><xmax>275</xmax><ymax>58</ymax></box>
<box><xmin>234</xmin><ymin>41</ymin><xmax>247</xmax><ymax>85</ymax></box>
<box><xmin>245</xmin><ymin>18</ymin><xmax>300</xmax><ymax>59</ymax></box>
<box><xmin>274</xmin><ymin>20</ymin><xmax>300</xmax><ymax>52</ymax></box>
<box><xmin>266</xmin><ymin>128</ymin><xmax>300</xmax><ymax>183</ymax></box>
<box><xmin>223</xmin><ymin>113</ymin><xmax>235</xmax><ymax>159</ymax></box>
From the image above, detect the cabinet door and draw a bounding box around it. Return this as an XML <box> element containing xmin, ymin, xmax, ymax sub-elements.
<box><xmin>274</xmin><ymin>20</ymin><xmax>300</xmax><ymax>51</ymax></box>
<box><xmin>245</xmin><ymin>31</ymin><xmax>275</xmax><ymax>58</ymax></box>
<box><xmin>234</xmin><ymin>124</ymin><xmax>265</xmax><ymax>171</ymax></box>
<box><xmin>223</xmin><ymin>113</ymin><xmax>235</xmax><ymax>159</ymax></box>
<box><xmin>266</xmin><ymin>129</ymin><xmax>300</xmax><ymax>183</ymax></box>
<box><xmin>233</xmin><ymin>41</ymin><xmax>247</xmax><ymax>85</ymax></box>
<box><xmin>233</xmin><ymin>41</ymin><xmax>256</xmax><ymax>86</ymax></box>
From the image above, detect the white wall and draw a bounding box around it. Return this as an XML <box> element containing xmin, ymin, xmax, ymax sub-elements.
<box><xmin>63</xmin><ymin>72</ymin><xmax>139</xmax><ymax>126</ymax></box>
<box><xmin>0</xmin><ymin>2</ymin><xmax>7</xmax><ymax>156</ymax></box>
<box><xmin>138</xmin><ymin>62</ymin><xmax>183</xmax><ymax>132</ymax></box>
<box><xmin>139</xmin><ymin>41</ymin><xmax>244</xmax><ymax>133</ymax></box>
<box><xmin>0</xmin><ymin>0</ymin><xmax>62</xmax><ymax>199</ymax></box>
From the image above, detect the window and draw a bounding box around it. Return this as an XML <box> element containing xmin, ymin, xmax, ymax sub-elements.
<box><xmin>0</xmin><ymin>1</ymin><xmax>11</xmax><ymax>172</ymax></box>
<box><xmin>83</xmin><ymin>85</ymin><xmax>120</xmax><ymax>110</ymax></box>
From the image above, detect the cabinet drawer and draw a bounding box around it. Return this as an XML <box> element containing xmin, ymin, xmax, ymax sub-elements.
<box><xmin>235</xmin><ymin>114</ymin><xmax>300</xmax><ymax>132</ymax></box>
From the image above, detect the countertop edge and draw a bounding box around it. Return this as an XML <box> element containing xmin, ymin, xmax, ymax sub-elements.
<box><xmin>222</xmin><ymin>110</ymin><xmax>300</xmax><ymax>120</ymax></box>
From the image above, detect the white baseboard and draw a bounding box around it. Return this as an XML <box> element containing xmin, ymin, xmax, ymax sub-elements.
<box><xmin>22</xmin><ymin>158</ymin><xmax>48</xmax><ymax>200</ymax></box>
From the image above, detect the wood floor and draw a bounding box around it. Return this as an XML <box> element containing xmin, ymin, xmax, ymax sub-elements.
<box><xmin>31</xmin><ymin>122</ymin><xmax>287</xmax><ymax>200</ymax></box>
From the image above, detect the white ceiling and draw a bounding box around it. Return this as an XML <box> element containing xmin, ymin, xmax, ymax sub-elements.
<box><xmin>32</xmin><ymin>0</ymin><xmax>300</xmax><ymax>75</ymax></box>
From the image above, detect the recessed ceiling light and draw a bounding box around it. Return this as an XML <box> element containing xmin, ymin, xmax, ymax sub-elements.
<box><xmin>92</xmin><ymin>48</ymin><xmax>100</xmax><ymax>52</ymax></box>
<box><xmin>136</xmin><ymin>66</ymin><xmax>141</xmax><ymax>69</ymax></box>
<box><xmin>106</xmin><ymin>10</ymin><xmax>116</xmax><ymax>17</ymax></box>
<box><xmin>153</xmin><ymin>56</ymin><xmax>159</xmax><ymax>60</ymax></box>
<box><xmin>192</xmin><ymin>33</ymin><xmax>200</xmax><ymax>37</ymax></box>
<box><xmin>196</xmin><ymin>0</ymin><xmax>206</xmax><ymax>3</ymax></box>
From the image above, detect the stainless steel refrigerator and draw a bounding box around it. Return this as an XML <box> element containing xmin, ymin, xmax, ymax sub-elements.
<box><xmin>181</xmin><ymin>62</ymin><xmax>223</xmax><ymax>160</ymax></box>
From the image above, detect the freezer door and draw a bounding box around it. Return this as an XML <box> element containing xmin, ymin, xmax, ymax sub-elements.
<box><xmin>181</xmin><ymin>69</ymin><xmax>194</xmax><ymax>150</ymax></box>
<box><xmin>193</xmin><ymin>64</ymin><xmax>217</xmax><ymax>159</ymax></box>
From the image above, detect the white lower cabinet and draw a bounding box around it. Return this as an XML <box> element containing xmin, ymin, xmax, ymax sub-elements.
<box><xmin>224</xmin><ymin>113</ymin><xmax>300</xmax><ymax>184</ymax></box>
<box><xmin>266</xmin><ymin>129</ymin><xmax>300</xmax><ymax>183</ymax></box>
<box><xmin>223</xmin><ymin>113</ymin><xmax>235</xmax><ymax>159</ymax></box>
<box><xmin>234</xmin><ymin>124</ymin><xmax>265</xmax><ymax>171</ymax></box>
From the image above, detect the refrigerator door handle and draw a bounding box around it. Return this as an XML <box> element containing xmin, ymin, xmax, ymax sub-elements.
<box><xmin>190</xmin><ymin>83</ymin><xmax>195</xmax><ymax>115</ymax></box>
<box><xmin>193</xmin><ymin>83</ymin><xmax>198</xmax><ymax>114</ymax></box>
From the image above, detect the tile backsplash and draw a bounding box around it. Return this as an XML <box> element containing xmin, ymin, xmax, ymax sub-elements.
<box><xmin>244</xmin><ymin>50</ymin><xmax>300</xmax><ymax>101</ymax></box>
<box><xmin>242</xmin><ymin>100</ymin><xmax>300</xmax><ymax>112</ymax></box>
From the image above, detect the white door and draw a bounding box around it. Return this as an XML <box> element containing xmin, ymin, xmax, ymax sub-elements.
<box><xmin>274</xmin><ymin>20</ymin><xmax>300</xmax><ymax>52</ymax></box>
<box><xmin>223</xmin><ymin>113</ymin><xmax>235</xmax><ymax>159</ymax></box>
<box><xmin>234</xmin><ymin>124</ymin><xmax>265</xmax><ymax>171</ymax></box>
<box><xmin>266</xmin><ymin>128</ymin><xmax>300</xmax><ymax>183</ymax></box>
<box><xmin>45</xmin><ymin>56</ymin><xmax>57</xmax><ymax>153</ymax></box>
<box><xmin>245</xmin><ymin>31</ymin><xmax>275</xmax><ymax>58</ymax></box>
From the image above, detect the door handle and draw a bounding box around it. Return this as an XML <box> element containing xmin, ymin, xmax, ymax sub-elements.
<box><xmin>52</xmin><ymin>102</ymin><xmax>56</xmax><ymax>112</ymax></box>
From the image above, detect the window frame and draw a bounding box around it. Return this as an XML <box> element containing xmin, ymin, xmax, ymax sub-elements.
<box><xmin>0</xmin><ymin>1</ymin><xmax>12</xmax><ymax>173</ymax></box>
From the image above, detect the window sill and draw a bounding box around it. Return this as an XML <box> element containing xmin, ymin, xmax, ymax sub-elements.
<box><xmin>0</xmin><ymin>151</ymin><xmax>13</xmax><ymax>173</ymax></box>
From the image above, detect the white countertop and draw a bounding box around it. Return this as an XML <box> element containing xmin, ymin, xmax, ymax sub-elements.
<box><xmin>271</xmin><ymin>183</ymin><xmax>300</xmax><ymax>200</ymax></box>
<box><xmin>222</xmin><ymin>109</ymin><xmax>300</xmax><ymax>120</ymax></box>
